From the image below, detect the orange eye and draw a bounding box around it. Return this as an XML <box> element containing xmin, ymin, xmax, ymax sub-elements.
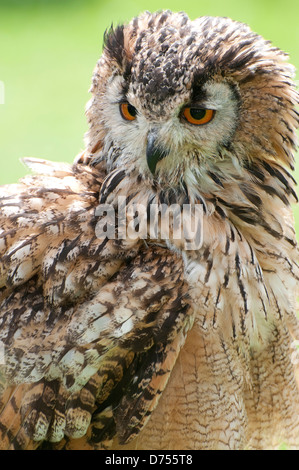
<box><xmin>182</xmin><ymin>107</ymin><xmax>214</xmax><ymax>125</ymax></box>
<box><xmin>120</xmin><ymin>102</ymin><xmax>137</xmax><ymax>121</ymax></box>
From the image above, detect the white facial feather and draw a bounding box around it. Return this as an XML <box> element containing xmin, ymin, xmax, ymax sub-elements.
<box><xmin>102</xmin><ymin>75</ymin><xmax>239</xmax><ymax>189</ymax></box>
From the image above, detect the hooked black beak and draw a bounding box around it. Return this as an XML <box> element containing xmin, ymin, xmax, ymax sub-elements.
<box><xmin>146</xmin><ymin>131</ymin><xmax>170</xmax><ymax>175</ymax></box>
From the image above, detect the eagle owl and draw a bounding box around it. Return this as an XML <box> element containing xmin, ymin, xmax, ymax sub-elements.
<box><xmin>0</xmin><ymin>10</ymin><xmax>299</xmax><ymax>450</ymax></box>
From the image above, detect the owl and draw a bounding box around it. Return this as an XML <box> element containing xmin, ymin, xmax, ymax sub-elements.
<box><xmin>0</xmin><ymin>10</ymin><xmax>299</xmax><ymax>450</ymax></box>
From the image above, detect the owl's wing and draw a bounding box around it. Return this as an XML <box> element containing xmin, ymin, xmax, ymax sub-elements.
<box><xmin>0</xmin><ymin>159</ymin><xmax>192</xmax><ymax>449</ymax></box>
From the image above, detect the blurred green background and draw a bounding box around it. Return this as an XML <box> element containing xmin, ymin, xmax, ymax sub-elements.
<box><xmin>0</xmin><ymin>0</ymin><xmax>299</xmax><ymax>227</ymax></box>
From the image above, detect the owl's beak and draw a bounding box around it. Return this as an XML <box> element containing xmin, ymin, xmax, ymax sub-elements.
<box><xmin>146</xmin><ymin>130</ymin><xmax>170</xmax><ymax>175</ymax></box>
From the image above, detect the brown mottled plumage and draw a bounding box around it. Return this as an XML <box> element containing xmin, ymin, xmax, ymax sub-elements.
<box><xmin>0</xmin><ymin>10</ymin><xmax>299</xmax><ymax>450</ymax></box>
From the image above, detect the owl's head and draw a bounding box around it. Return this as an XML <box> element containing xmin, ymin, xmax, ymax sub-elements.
<box><xmin>84</xmin><ymin>11</ymin><xmax>298</xmax><ymax>192</ymax></box>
